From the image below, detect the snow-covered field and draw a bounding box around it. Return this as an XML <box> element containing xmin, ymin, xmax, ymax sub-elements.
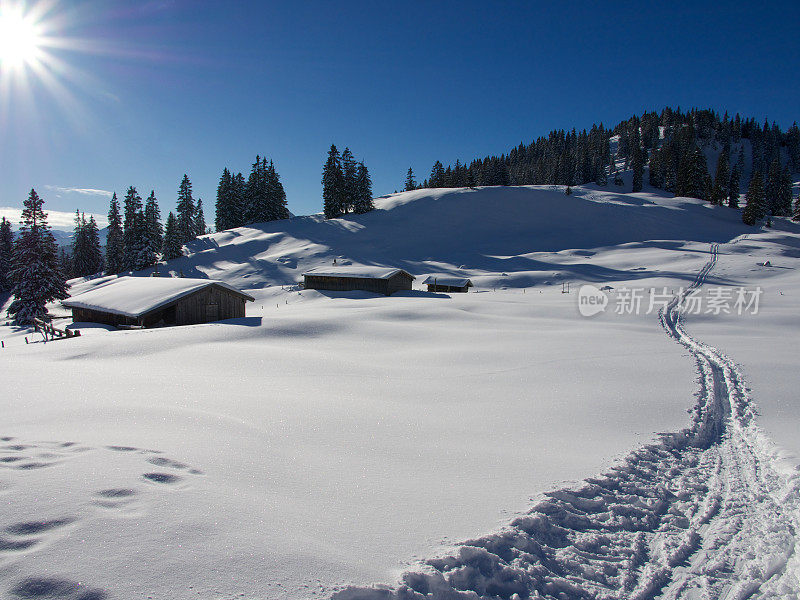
<box><xmin>1</xmin><ymin>185</ymin><xmax>798</xmax><ymax>599</ymax></box>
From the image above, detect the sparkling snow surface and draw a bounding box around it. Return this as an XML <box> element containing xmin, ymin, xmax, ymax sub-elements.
<box><xmin>1</xmin><ymin>185</ymin><xmax>798</xmax><ymax>599</ymax></box>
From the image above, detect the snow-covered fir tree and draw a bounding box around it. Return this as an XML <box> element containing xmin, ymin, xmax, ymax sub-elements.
<box><xmin>631</xmin><ymin>148</ymin><xmax>644</xmax><ymax>192</ymax></box>
<box><xmin>712</xmin><ymin>149</ymin><xmax>730</xmax><ymax>205</ymax></box>
<box><xmin>7</xmin><ymin>189</ymin><xmax>68</xmax><ymax>325</ymax></box>
<box><xmin>194</xmin><ymin>198</ymin><xmax>206</xmax><ymax>236</ymax></box>
<box><xmin>215</xmin><ymin>168</ymin><xmax>234</xmax><ymax>232</ymax></box>
<box><xmin>742</xmin><ymin>171</ymin><xmax>766</xmax><ymax>225</ymax></box>
<box><xmin>429</xmin><ymin>161</ymin><xmax>445</xmax><ymax>188</ymax></box>
<box><xmin>322</xmin><ymin>145</ymin><xmax>344</xmax><ymax>219</ymax></box>
<box><xmin>58</xmin><ymin>248</ymin><xmax>71</xmax><ymax>280</ymax></box>
<box><xmin>144</xmin><ymin>191</ymin><xmax>163</xmax><ymax>259</ymax></box>
<box><xmin>105</xmin><ymin>192</ymin><xmax>125</xmax><ymax>274</ymax></box>
<box><xmin>176</xmin><ymin>174</ymin><xmax>196</xmax><ymax>246</ymax></box>
<box><xmin>132</xmin><ymin>205</ymin><xmax>155</xmax><ymax>271</ymax></box>
<box><xmin>245</xmin><ymin>156</ymin><xmax>268</xmax><ymax>223</ymax></box>
<box><xmin>353</xmin><ymin>161</ymin><xmax>374</xmax><ymax>214</ymax></box>
<box><xmin>162</xmin><ymin>212</ymin><xmax>182</xmax><ymax>260</ymax></box>
<box><xmin>675</xmin><ymin>146</ymin><xmax>708</xmax><ymax>199</ymax></box>
<box><xmin>728</xmin><ymin>163</ymin><xmax>741</xmax><ymax>208</ymax></box>
<box><xmin>122</xmin><ymin>186</ymin><xmax>144</xmax><ymax>271</ymax></box>
<box><xmin>266</xmin><ymin>161</ymin><xmax>290</xmax><ymax>221</ymax></box>
<box><xmin>67</xmin><ymin>210</ymin><xmax>88</xmax><ymax>277</ymax></box>
<box><xmin>0</xmin><ymin>217</ymin><xmax>14</xmax><ymax>293</ymax></box>
<box><xmin>231</xmin><ymin>172</ymin><xmax>246</xmax><ymax>227</ymax></box>
<box><xmin>84</xmin><ymin>216</ymin><xmax>104</xmax><ymax>275</ymax></box>
<box><xmin>777</xmin><ymin>167</ymin><xmax>794</xmax><ymax>216</ymax></box>
<box><xmin>765</xmin><ymin>158</ymin><xmax>783</xmax><ymax>215</ymax></box>
<box><xmin>341</xmin><ymin>148</ymin><xmax>358</xmax><ymax>214</ymax></box>
<box><xmin>241</xmin><ymin>156</ymin><xmax>289</xmax><ymax>224</ymax></box>
<box><xmin>405</xmin><ymin>167</ymin><xmax>417</xmax><ymax>191</ymax></box>
<box><xmin>72</xmin><ymin>212</ymin><xmax>104</xmax><ymax>278</ymax></box>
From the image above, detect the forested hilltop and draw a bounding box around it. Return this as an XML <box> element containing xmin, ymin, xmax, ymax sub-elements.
<box><xmin>411</xmin><ymin>107</ymin><xmax>799</xmax><ymax>219</ymax></box>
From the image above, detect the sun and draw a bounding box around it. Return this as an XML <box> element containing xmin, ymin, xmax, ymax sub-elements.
<box><xmin>0</xmin><ymin>6</ymin><xmax>42</xmax><ymax>69</ymax></box>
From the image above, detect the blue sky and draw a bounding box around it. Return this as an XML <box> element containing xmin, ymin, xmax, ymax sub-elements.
<box><xmin>1</xmin><ymin>0</ymin><xmax>798</xmax><ymax>228</ymax></box>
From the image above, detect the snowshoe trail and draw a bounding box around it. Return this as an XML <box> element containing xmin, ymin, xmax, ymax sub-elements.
<box><xmin>335</xmin><ymin>244</ymin><xmax>800</xmax><ymax>600</ymax></box>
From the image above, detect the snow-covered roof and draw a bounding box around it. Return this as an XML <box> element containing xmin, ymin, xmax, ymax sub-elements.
<box><xmin>62</xmin><ymin>276</ymin><xmax>254</xmax><ymax>318</ymax></box>
<box><xmin>302</xmin><ymin>266</ymin><xmax>414</xmax><ymax>280</ymax></box>
<box><xmin>422</xmin><ymin>276</ymin><xmax>473</xmax><ymax>287</ymax></box>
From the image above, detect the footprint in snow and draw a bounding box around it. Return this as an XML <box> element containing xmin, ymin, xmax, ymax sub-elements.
<box><xmin>8</xmin><ymin>576</ymin><xmax>107</xmax><ymax>600</ymax></box>
<box><xmin>142</xmin><ymin>472</ymin><xmax>181</xmax><ymax>484</ymax></box>
<box><xmin>0</xmin><ymin>518</ymin><xmax>74</xmax><ymax>555</ymax></box>
<box><xmin>91</xmin><ymin>488</ymin><xmax>138</xmax><ymax>510</ymax></box>
<box><xmin>0</xmin><ymin>440</ymin><xmax>95</xmax><ymax>472</ymax></box>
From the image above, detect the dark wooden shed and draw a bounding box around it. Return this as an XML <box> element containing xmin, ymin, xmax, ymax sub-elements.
<box><xmin>62</xmin><ymin>276</ymin><xmax>255</xmax><ymax>328</ymax></box>
<box><xmin>422</xmin><ymin>275</ymin><xmax>473</xmax><ymax>293</ymax></box>
<box><xmin>302</xmin><ymin>266</ymin><xmax>415</xmax><ymax>296</ymax></box>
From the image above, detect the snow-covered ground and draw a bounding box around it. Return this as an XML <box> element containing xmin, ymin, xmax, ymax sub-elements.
<box><xmin>1</xmin><ymin>185</ymin><xmax>798</xmax><ymax>599</ymax></box>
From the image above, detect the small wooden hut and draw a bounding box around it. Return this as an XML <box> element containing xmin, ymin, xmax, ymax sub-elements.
<box><xmin>302</xmin><ymin>266</ymin><xmax>414</xmax><ymax>296</ymax></box>
<box><xmin>422</xmin><ymin>276</ymin><xmax>473</xmax><ymax>293</ymax></box>
<box><xmin>62</xmin><ymin>276</ymin><xmax>255</xmax><ymax>328</ymax></box>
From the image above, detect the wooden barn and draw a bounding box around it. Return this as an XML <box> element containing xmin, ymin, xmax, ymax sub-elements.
<box><xmin>62</xmin><ymin>276</ymin><xmax>255</xmax><ymax>328</ymax></box>
<box><xmin>422</xmin><ymin>275</ymin><xmax>473</xmax><ymax>293</ymax></box>
<box><xmin>302</xmin><ymin>266</ymin><xmax>415</xmax><ymax>296</ymax></box>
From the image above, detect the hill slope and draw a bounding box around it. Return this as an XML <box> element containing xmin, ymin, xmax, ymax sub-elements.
<box><xmin>156</xmin><ymin>185</ymin><xmax>752</xmax><ymax>291</ymax></box>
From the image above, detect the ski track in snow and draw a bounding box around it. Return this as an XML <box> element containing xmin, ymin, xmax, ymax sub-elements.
<box><xmin>335</xmin><ymin>244</ymin><xmax>800</xmax><ymax>600</ymax></box>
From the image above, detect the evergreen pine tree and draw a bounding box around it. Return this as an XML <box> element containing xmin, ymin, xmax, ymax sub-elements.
<box><xmin>105</xmin><ymin>192</ymin><xmax>125</xmax><ymax>274</ymax></box>
<box><xmin>194</xmin><ymin>198</ymin><xmax>207</xmax><ymax>236</ymax></box>
<box><xmin>675</xmin><ymin>146</ymin><xmax>708</xmax><ymax>199</ymax></box>
<box><xmin>131</xmin><ymin>206</ymin><xmax>154</xmax><ymax>271</ymax></box>
<box><xmin>176</xmin><ymin>175</ymin><xmax>196</xmax><ymax>245</ymax></box>
<box><xmin>353</xmin><ymin>161</ymin><xmax>374</xmax><ymax>214</ymax></box>
<box><xmin>215</xmin><ymin>168</ymin><xmax>234</xmax><ymax>232</ymax></box>
<box><xmin>322</xmin><ymin>145</ymin><xmax>344</xmax><ymax>219</ymax></box>
<box><xmin>230</xmin><ymin>172</ymin><xmax>246</xmax><ymax>228</ymax></box>
<box><xmin>144</xmin><ymin>191</ymin><xmax>163</xmax><ymax>259</ymax></box>
<box><xmin>742</xmin><ymin>171</ymin><xmax>765</xmax><ymax>225</ymax></box>
<box><xmin>429</xmin><ymin>161</ymin><xmax>445</xmax><ymax>188</ymax></box>
<box><xmin>7</xmin><ymin>189</ymin><xmax>68</xmax><ymax>325</ymax></box>
<box><xmin>71</xmin><ymin>211</ymin><xmax>91</xmax><ymax>277</ymax></box>
<box><xmin>85</xmin><ymin>216</ymin><xmax>104</xmax><ymax>275</ymax></box>
<box><xmin>631</xmin><ymin>147</ymin><xmax>644</xmax><ymax>192</ymax></box>
<box><xmin>265</xmin><ymin>160</ymin><xmax>290</xmax><ymax>221</ymax></box>
<box><xmin>122</xmin><ymin>186</ymin><xmax>143</xmax><ymax>271</ymax></box>
<box><xmin>712</xmin><ymin>149</ymin><xmax>730</xmax><ymax>205</ymax></box>
<box><xmin>0</xmin><ymin>217</ymin><xmax>14</xmax><ymax>293</ymax></box>
<box><xmin>405</xmin><ymin>167</ymin><xmax>417</xmax><ymax>191</ymax></box>
<box><xmin>162</xmin><ymin>212</ymin><xmax>182</xmax><ymax>260</ymax></box>
<box><xmin>613</xmin><ymin>169</ymin><xmax>623</xmax><ymax>186</ymax></box>
<box><xmin>596</xmin><ymin>161</ymin><xmax>608</xmax><ymax>186</ymax></box>
<box><xmin>341</xmin><ymin>148</ymin><xmax>358</xmax><ymax>214</ymax></box>
<box><xmin>59</xmin><ymin>248</ymin><xmax>72</xmax><ymax>280</ymax></box>
<box><xmin>777</xmin><ymin>167</ymin><xmax>793</xmax><ymax>216</ymax></box>
<box><xmin>765</xmin><ymin>158</ymin><xmax>782</xmax><ymax>215</ymax></box>
<box><xmin>728</xmin><ymin>164</ymin><xmax>741</xmax><ymax>208</ymax></box>
<box><xmin>245</xmin><ymin>156</ymin><xmax>267</xmax><ymax>223</ymax></box>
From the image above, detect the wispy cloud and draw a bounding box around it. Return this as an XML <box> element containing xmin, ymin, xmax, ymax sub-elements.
<box><xmin>44</xmin><ymin>186</ymin><xmax>113</xmax><ymax>198</ymax></box>
<box><xmin>0</xmin><ymin>207</ymin><xmax>109</xmax><ymax>230</ymax></box>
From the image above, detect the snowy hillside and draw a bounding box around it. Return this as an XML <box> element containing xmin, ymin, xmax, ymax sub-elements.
<box><xmin>130</xmin><ymin>185</ymin><xmax>752</xmax><ymax>291</ymax></box>
<box><xmin>2</xmin><ymin>185</ymin><xmax>799</xmax><ymax>600</ymax></box>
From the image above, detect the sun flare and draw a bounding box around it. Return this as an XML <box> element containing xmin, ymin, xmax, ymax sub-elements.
<box><xmin>0</xmin><ymin>7</ymin><xmax>42</xmax><ymax>69</ymax></box>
